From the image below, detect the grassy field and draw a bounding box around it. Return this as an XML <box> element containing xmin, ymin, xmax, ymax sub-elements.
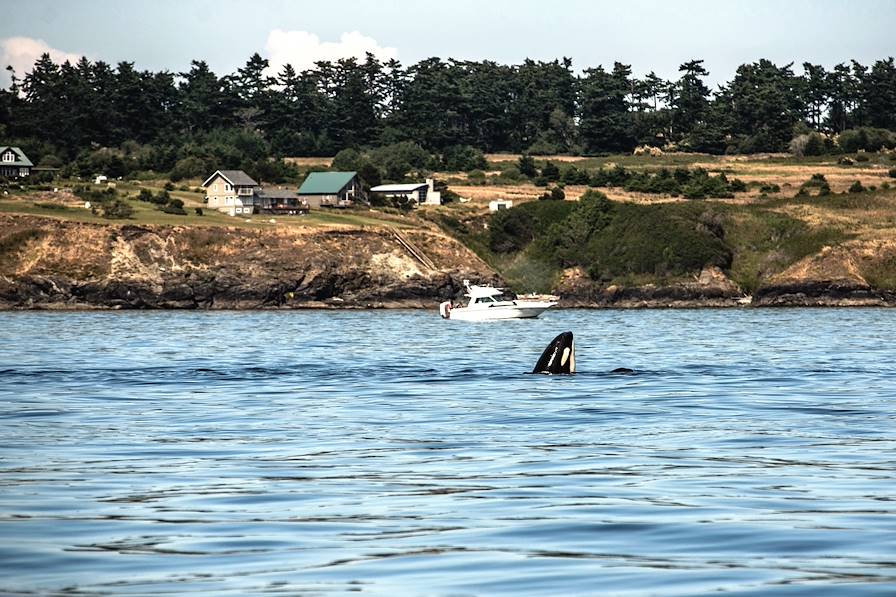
<box><xmin>0</xmin><ymin>178</ymin><xmax>420</xmax><ymax>231</ymax></box>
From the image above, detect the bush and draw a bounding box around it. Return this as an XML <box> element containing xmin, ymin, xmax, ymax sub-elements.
<box><xmin>518</xmin><ymin>154</ymin><xmax>537</xmax><ymax>178</ymax></box>
<box><xmin>441</xmin><ymin>145</ymin><xmax>487</xmax><ymax>171</ymax></box>
<box><xmin>561</xmin><ymin>165</ymin><xmax>590</xmax><ymax>185</ymax></box>
<box><xmin>332</xmin><ymin>148</ymin><xmax>364</xmax><ymax>171</ymax></box>
<box><xmin>538</xmin><ymin>186</ymin><xmax>566</xmax><ymax>201</ymax></box>
<box><xmin>789</xmin><ymin>132</ymin><xmax>828</xmax><ymax>157</ymax></box>
<box><xmin>195</xmin><ymin>207</ymin><xmax>203</xmax><ymax>216</ymax></box>
<box><xmin>541</xmin><ymin>161</ymin><xmax>560</xmax><ymax>181</ymax></box>
<box><xmin>848</xmin><ymin>180</ymin><xmax>865</xmax><ymax>193</ymax></box>
<box><xmin>169</xmin><ymin>156</ymin><xmax>209</xmax><ymax>182</ymax></box>
<box><xmin>803</xmin><ymin>173</ymin><xmax>828</xmax><ymax>187</ymax></box>
<box><xmin>497</xmin><ymin>166</ymin><xmax>523</xmax><ymax>183</ymax></box>
<box><xmin>489</xmin><ymin>199</ymin><xmax>576</xmax><ymax>253</ymax></box>
<box><xmin>889</xmin><ymin>168</ymin><xmax>896</xmax><ymax>178</ymax></box>
<box><xmin>837</xmin><ymin>127</ymin><xmax>896</xmax><ymax>153</ymax></box>
<box><xmin>855</xmin><ymin>153</ymin><xmax>870</xmax><ymax>163</ymax></box>
<box><xmin>367</xmin><ymin>142</ymin><xmax>434</xmax><ymax>181</ymax></box>
<box><xmin>759</xmin><ymin>183</ymin><xmax>781</xmax><ymax>194</ymax></box>
<box><xmin>103</xmin><ymin>199</ymin><xmax>134</xmax><ymax>219</ymax></box>
<box><xmin>838</xmin><ymin>156</ymin><xmax>855</xmax><ymax>166</ymax></box>
<box><xmin>539</xmin><ymin>197</ymin><xmax>732</xmax><ymax>278</ymax></box>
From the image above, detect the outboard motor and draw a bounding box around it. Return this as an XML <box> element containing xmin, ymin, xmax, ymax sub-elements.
<box><xmin>439</xmin><ymin>301</ymin><xmax>452</xmax><ymax>319</ymax></box>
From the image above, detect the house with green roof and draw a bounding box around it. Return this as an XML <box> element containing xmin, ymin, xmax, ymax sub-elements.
<box><xmin>298</xmin><ymin>171</ymin><xmax>366</xmax><ymax>208</ymax></box>
<box><xmin>0</xmin><ymin>146</ymin><xmax>33</xmax><ymax>178</ymax></box>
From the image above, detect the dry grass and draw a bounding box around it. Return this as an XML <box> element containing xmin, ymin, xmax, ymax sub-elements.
<box><xmin>285</xmin><ymin>157</ymin><xmax>334</xmax><ymax>167</ymax></box>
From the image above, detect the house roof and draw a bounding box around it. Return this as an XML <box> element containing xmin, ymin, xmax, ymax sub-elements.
<box><xmin>257</xmin><ymin>188</ymin><xmax>301</xmax><ymax>200</ymax></box>
<box><xmin>0</xmin><ymin>146</ymin><xmax>33</xmax><ymax>167</ymax></box>
<box><xmin>298</xmin><ymin>171</ymin><xmax>357</xmax><ymax>195</ymax></box>
<box><xmin>202</xmin><ymin>170</ymin><xmax>258</xmax><ymax>188</ymax></box>
<box><xmin>370</xmin><ymin>183</ymin><xmax>428</xmax><ymax>193</ymax></box>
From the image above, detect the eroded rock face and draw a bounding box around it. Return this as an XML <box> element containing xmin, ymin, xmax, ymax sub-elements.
<box><xmin>0</xmin><ymin>215</ymin><xmax>497</xmax><ymax>309</ymax></box>
<box><xmin>556</xmin><ymin>266</ymin><xmax>746</xmax><ymax>308</ymax></box>
<box><xmin>753</xmin><ymin>241</ymin><xmax>896</xmax><ymax>307</ymax></box>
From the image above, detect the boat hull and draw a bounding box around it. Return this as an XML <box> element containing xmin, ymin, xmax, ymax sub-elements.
<box><xmin>446</xmin><ymin>302</ymin><xmax>556</xmax><ymax>321</ymax></box>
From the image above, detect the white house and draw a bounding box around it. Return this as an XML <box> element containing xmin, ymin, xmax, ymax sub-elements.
<box><xmin>489</xmin><ymin>199</ymin><xmax>513</xmax><ymax>212</ymax></box>
<box><xmin>202</xmin><ymin>170</ymin><xmax>260</xmax><ymax>216</ymax></box>
<box><xmin>370</xmin><ymin>178</ymin><xmax>442</xmax><ymax>206</ymax></box>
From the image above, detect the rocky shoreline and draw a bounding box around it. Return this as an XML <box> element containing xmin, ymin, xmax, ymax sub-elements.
<box><xmin>4</xmin><ymin>273</ymin><xmax>895</xmax><ymax>310</ymax></box>
<box><xmin>1</xmin><ymin>214</ymin><xmax>894</xmax><ymax>310</ymax></box>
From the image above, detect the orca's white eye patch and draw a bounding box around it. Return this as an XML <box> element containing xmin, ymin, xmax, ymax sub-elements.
<box><xmin>560</xmin><ymin>347</ymin><xmax>570</xmax><ymax>367</ymax></box>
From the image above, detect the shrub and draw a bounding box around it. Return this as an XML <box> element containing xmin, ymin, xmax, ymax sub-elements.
<box><xmin>539</xmin><ymin>199</ymin><xmax>732</xmax><ymax>279</ymax></box>
<box><xmin>789</xmin><ymin>132</ymin><xmax>828</xmax><ymax>157</ymax></box>
<box><xmin>102</xmin><ymin>199</ymin><xmax>134</xmax><ymax>219</ymax></box>
<box><xmin>169</xmin><ymin>156</ymin><xmax>208</xmax><ymax>182</ymax></box>
<box><xmin>803</xmin><ymin>173</ymin><xmax>828</xmax><ymax>187</ymax></box>
<box><xmin>518</xmin><ymin>154</ymin><xmax>537</xmax><ymax>178</ymax></box>
<box><xmin>489</xmin><ymin>199</ymin><xmax>576</xmax><ymax>253</ymax></box>
<box><xmin>855</xmin><ymin>153</ymin><xmax>870</xmax><ymax>163</ymax></box>
<box><xmin>497</xmin><ymin>166</ymin><xmax>523</xmax><ymax>183</ymax></box>
<box><xmin>838</xmin><ymin>156</ymin><xmax>855</xmax><ymax>166</ymax></box>
<box><xmin>541</xmin><ymin>161</ymin><xmax>560</xmax><ymax>181</ymax></box>
<box><xmin>888</xmin><ymin>168</ymin><xmax>896</xmax><ymax>178</ymax></box>
<box><xmin>848</xmin><ymin>180</ymin><xmax>865</xmax><ymax>193</ymax></box>
<box><xmin>759</xmin><ymin>183</ymin><xmax>781</xmax><ymax>194</ymax></box>
<box><xmin>332</xmin><ymin>148</ymin><xmax>363</xmax><ymax>171</ymax></box>
<box><xmin>441</xmin><ymin>145</ymin><xmax>487</xmax><ymax>172</ymax></box>
<box><xmin>538</xmin><ymin>186</ymin><xmax>566</xmax><ymax>201</ymax></box>
<box><xmin>837</xmin><ymin>127</ymin><xmax>896</xmax><ymax>153</ymax></box>
<box><xmin>194</xmin><ymin>207</ymin><xmax>203</xmax><ymax>216</ymax></box>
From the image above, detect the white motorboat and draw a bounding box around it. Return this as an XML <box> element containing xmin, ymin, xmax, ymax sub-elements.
<box><xmin>439</xmin><ymin>281</ymin><xmax>557</xmax><ymax>321</ymax></box>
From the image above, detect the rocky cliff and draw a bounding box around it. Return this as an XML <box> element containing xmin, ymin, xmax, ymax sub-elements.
<box><xmin>3</xmin><ymin>214</ymin><xmax>895</xmax><ymax>310</ymax></box>
<box><xmin>0</xmin><ymin>215</ymin><xmax>498</xmax><ymax>309</ymax></box>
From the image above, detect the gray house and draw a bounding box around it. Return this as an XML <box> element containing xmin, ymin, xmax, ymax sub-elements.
<box><xmin>0</xmin><ymin>146</ymin><xmax>33</xmax><ymax>178</ymax></box>
<box><xmin>298</xmin><ymin>171</ymin><xmax>366</xmax><ymax>208</ymax></box>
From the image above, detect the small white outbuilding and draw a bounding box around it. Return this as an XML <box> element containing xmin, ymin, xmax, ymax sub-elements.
<box><xmin>488</xmin><ymin>199</ymin><xmax>513</xmax><ymax>212</ymax></box>
<box><xmin>370</xmin><ymin>178</ymin><xmax>442</xmax><ymax>206</ymax></box>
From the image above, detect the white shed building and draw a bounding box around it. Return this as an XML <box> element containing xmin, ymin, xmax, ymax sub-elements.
<box><xmin>370</xmin><ymin>178</ymin><xmax>442</xmax><ymax>206</ymax></box>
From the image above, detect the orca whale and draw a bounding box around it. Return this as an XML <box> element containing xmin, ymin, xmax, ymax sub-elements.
<box><xmin>533</xmin><ymin>331</ymin><xmax>576</xmax><ymax>374</ymax></box>
<box><xmin>532</xmin><ymin>332</ymin><xmax>635</xmax><ymax>375</ymax></box>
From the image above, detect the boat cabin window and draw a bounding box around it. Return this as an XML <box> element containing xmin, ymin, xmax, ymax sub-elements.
<box><xmin>474</xmin><ymin>296</ymin><xmax>499</xmax><ymax>304</ymax></box>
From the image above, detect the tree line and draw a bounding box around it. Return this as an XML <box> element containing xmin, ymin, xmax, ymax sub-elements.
<box><xmin>1</xmin><ymin>52</ymin><xmax>894</xmax><ymax>177</ymax></box>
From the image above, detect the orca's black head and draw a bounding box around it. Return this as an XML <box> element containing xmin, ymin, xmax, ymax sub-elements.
<box><xmin>533</xmin><ymin>331</ymin><xmax>575</xmax><ymax>374</ymax></box>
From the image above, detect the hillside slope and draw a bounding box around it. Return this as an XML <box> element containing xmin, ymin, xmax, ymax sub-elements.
<box><xmin>0</xmin><ymin>215</ymin><xmax>497</xmax><ymax>309</ymax></box>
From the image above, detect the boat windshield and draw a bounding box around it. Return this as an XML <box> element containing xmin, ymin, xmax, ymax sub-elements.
<box><xmin>473</xmin><ymin>293</ymin><xmax>511</xmax><ymax>304</ymax></box>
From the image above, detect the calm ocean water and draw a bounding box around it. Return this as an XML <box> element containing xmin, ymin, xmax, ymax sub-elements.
<box><xmin>1</xmin><ymin>309</ymin><xmax>895</xmax><ymax>596</ymax></box>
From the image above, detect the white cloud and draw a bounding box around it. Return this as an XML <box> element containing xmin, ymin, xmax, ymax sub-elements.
<box><xmin>0</xmin><ymin>37</ymin><xmax>85</xmax><ymax>86</ymax></box>
<box><xmin>264</xmin><ymin>29</ymin><xmax>398</xmax><ymax>76</ymax></box>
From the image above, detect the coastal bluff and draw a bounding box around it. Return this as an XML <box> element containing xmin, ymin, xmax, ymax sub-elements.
<box><xmin>0</xmin><ymin>214</ymin><xmax>497</xmax><ymax>309</ymax></box>
<box><xmin>2</xmin><ymin>214</ymin><xmax>895</xmax><ymax>310</ymax></box>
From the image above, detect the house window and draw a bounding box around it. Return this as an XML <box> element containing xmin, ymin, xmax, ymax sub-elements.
<box><xmin>225</xmin><ymin>184</ymin><xmax>233</xmax><ymax>191</ymax></box>
<box><xmin>226</xmin><ymin>197</ymin><xmax>232</xmax><ymax>205</ymax></box>
<box><xmin>2</xmin><ymin>152</ymin><xmax>13</xmax><ymax>163</ymax></box>
<box><xmin>20</xmin><ymin>168</ymin><xmax>28</xmax><ymax>177</ymax></box>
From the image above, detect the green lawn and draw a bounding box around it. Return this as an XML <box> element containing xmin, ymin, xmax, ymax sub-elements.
<box><xmin>0</xmin><ymin>194</ymin><xmax>418</xmax><ymax>231</ymax></box>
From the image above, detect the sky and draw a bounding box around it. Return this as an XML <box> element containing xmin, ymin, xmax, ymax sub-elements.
<box><xmin>2</xmin><ymin>0</ymin><xmax>894</xmax><ymax>88</ymax></box>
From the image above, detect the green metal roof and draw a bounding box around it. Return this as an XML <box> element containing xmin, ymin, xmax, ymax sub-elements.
<box><xmin>0</xmin><ymin>146</ymin><xmax>33</xmax><ymax>167</ymax></box>
<box><xmin>298</xmin><ymin>171</ymin><xmax>357</xmax><ymax>195</ymax></box>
